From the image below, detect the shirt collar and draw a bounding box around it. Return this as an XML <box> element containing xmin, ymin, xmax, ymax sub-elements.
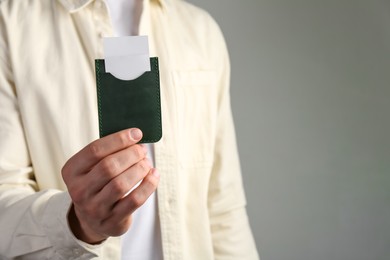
<box><xmin>57</xmin><ymin>0</ymin><xmax>168</xmax><ymax>13</ymax></box>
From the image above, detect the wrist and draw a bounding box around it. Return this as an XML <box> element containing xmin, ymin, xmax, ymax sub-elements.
<box><xmin>68</xmin><ymin>204</ymin><xmax>107</xmax><ymax>244</ymax></box>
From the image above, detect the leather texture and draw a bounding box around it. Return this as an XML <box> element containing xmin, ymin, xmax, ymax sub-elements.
<box><xmin>95</xmin><ymin>57</ymin><xmax>162</xmax><ymax>143</ymax></box>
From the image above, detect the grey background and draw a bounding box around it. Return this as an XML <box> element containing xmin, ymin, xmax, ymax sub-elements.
<box><xmin>188</xmin><ymin>1</ymin><xmax>390</xmax><ymax>260</ymax></box>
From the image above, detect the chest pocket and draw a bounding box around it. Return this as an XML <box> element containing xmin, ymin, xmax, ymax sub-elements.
<box><xmin>172</xmin><ymin>70</ymin><xmax>218</xmax><ymax>168</ymax></box>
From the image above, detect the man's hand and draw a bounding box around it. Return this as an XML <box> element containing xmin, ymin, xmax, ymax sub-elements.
<box><xmin>62</xmin><ymin>128</ymin><xmax>160</xmax><ymax>244</ymax></box>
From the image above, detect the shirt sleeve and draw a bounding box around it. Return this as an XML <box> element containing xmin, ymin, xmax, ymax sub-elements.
<box><xmin>206</xmin><ymin>16</ymin><xmax>260</xmax><ymax>260</ymax></box>
<box><xmin>0</xmin><ymin>8</ymin><xmax>101</xmax><ymax>259</ymax></box>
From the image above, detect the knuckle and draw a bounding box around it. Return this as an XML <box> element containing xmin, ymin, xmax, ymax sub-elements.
<box><xmin>100</xmin><ymin>156</ymin><xmax>119</xmax><ymax>174</ymax></box>
<box><xmin>110</xmin><ymin>179</ymin><xmax>128</xmax><ymax>196</ymax></box>
<box><xmin>137</xmin><ymin>159</ymin><xmax>151</xmax><ymax>174</ymax></box>
<box><xmin>132</xmin><ymin>145</ymin><xmax>145</xmax><ymax>160</ymax></box>
<box><xmin>89</xmin><ymin>142</ymin><xmax>103</xmax><ymax>160</ymax></box>
<box><xmin>117</xmin><ymin>131</ymin><xmax>131</xmax><ymax>147</ymax></box>
<box><xmin>128</xmin><ymin>192</ymin><xmax>145</xmax><ymax>208</ymax></box>
<box><xmin>144</xmin><ymin>174</ymin><xmax>159</xmax><ymax>191</ymax></box>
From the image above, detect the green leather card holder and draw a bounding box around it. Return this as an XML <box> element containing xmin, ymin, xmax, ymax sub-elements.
<box><xmin>95</xmin><ymin>57</ymin><xmax>162</xmax><ymax>143</ymax></box>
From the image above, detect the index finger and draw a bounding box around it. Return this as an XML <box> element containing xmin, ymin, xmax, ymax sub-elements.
<box><xmin>63</xmin><ymin>128</ymin><xmax>143</xmax><ymax>175</ymax></box>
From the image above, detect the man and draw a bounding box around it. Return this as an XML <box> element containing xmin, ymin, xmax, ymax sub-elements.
<box><xmin>0</xmin><ymin>0</ymin><xmax>259</xmax><ymax>259</ymax></box>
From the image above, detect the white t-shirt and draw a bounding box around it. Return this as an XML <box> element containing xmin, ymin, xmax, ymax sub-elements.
<box><xmin>105</xmin><ymin>0</ymin><xmax>163</xmax><ymax>259</ymax></box>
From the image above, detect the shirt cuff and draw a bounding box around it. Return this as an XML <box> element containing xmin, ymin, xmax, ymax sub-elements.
<box><xmin>41</xmin><ymin>191</ymin><xmax>104</xmax><ymax>259</ymax></box>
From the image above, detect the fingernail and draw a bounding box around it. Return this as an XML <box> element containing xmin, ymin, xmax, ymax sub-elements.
<box><xmin>130</xmin><ymin>128</ymin><xmax>142</xmax><ymax>141</ymax></box>
<box><xmin>152</xmin><ymin>168</ymin><xmax>160</xmax><ymax>178</ymax></box>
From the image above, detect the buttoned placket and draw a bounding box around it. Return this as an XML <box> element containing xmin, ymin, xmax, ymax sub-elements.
<box><xmin>92</xmin><ymin>0</ymin><xmax>113</xmax><ymax>57</ymax></box>
<box><xmin>138</xmin><ymin>2</ymin><xmax>181</xmax><ymax>259</ymax></box>
<box><xmin>89</xmin><ymin>1</ymin><xmax>181</xmax><ymax>258</ymax></box>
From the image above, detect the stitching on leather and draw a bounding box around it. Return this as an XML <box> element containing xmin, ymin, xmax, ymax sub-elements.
<box><xmin>155</xmin><ymin>58</ymin><xmax>162</xmax><ymax>141</ymax></box>
<box><xmin>96</xmin><ymin>58</ymin><xmax>162</xmax><ymax>143</ymax></box>
<box><xmin>96</xmin><ymin>60</ymin><xmax>103</xmax><ymax>138</ymax></box>
<box><xmin>142</xmin><ymin>58</ymin><xmax>162</xmax><ymax>143</ymax></box>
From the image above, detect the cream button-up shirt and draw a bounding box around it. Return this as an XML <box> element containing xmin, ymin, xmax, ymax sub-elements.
<box><xmin>0</xmin><ymin>0</ymin><xmax>259</xmax><ymax>259</ymax></box>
